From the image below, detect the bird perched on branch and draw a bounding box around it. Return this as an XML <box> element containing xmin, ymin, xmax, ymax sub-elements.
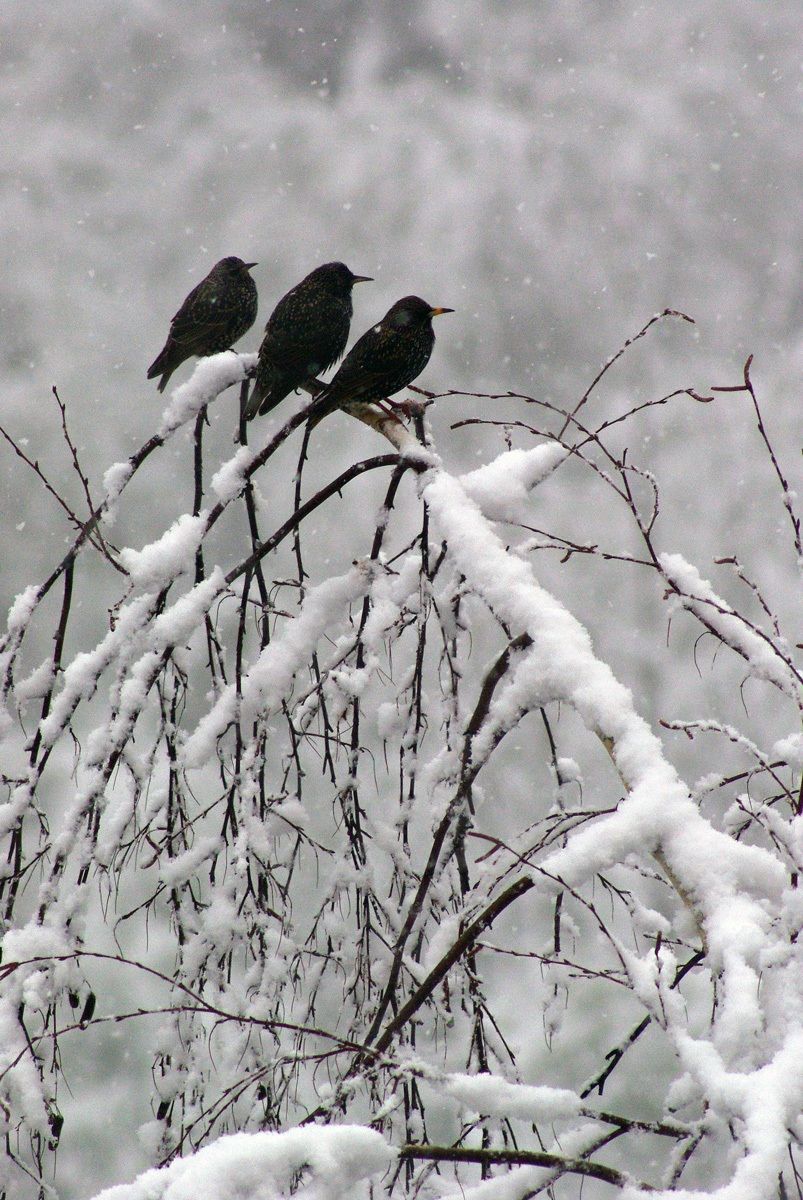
<box><xmin>309</xmin><ymin>295</ymin><xmax>453</xmax><ymax>426</ymax></box>
<box><xmin>245</xmin><ymin>261</ymin><xmax>372</xmax><ymax>420</ymax></box>
<box><xmin>147</xmin><ymin>256</ymin><xmax>258</xmax><ymax>392</ymax></box>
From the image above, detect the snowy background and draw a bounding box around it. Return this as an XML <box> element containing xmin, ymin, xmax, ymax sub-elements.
<box><xmin>1</xmin><ymin>2</ymin><xmax>800</xmax><ymax>1196</ymax></box>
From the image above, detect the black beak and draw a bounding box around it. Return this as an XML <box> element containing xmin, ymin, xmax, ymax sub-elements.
<box><xmin>351</xmin><ymin>274</ymin><xmax>373</xmax><ymax>284</ymax></box>
<box><xmin>244</xmin><ymin>262</ymin><xmax>258</xmax><ymax>270</ymax></box>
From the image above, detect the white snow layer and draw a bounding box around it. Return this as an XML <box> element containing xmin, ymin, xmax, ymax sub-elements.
<box><xmin>103</xmin><ymin>461</ymin><xmax>134</xmax><ymax>502</ymax></box>
<box><xmin>158</xmin><ymin>352</ymin><xmax>257</xmax><ymax>438</ymax></box>
<box><xmin>211</xmin><ymin>445</ymin><xmax>256</xmax><ymax>503</ymax></box>
<box><xmin>458</xmin><ymin>442</ymin><xmax>567</xmax><ymax>525</ymax></box>
<box><xmin>659</xmin><ymin>552</ymin><xmax>801</xmax><ymax>699</ymax></box>
<box><xmin>119</xmin><ymin>512</ymin><xmax>208</xmax><ymax>588</ymax></box>
<box><xmin>420</xmin><ymin>462</ymin><xmax>800</xmax><ymax>1193</ymax></box>
<box><xmin>443</xmin><ymin>1072</ymin><xmax>581</xmax><ymax>1121</ymax></box>
<box><xmin>421</xmin><ymin>467</ymin><xmax>785</xmax><ymax>957</ymax></box>
<box><xmin>90</xmin><ymin>1126</ymin><xmax>394</xmax><ymax>1200</ymax></box>
<box><xmin>182</xmin><ymin>564</ymin><xmax>374</xmax><ymax>767</ymax></box>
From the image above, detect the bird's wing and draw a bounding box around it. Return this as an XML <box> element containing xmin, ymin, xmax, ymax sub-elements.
<box><xmin>168</xmin><ymin>280</ymin><xmax>235</xmax><ymax>350</ymax></box>
<box><xmin>262</xmin><ymin>291</ymin><xmax>347</xmax><ymax>375</ymax></box>
<box><xmin>323</xmin><ymin>325</ymin><xmax>408</xmax><ymax>405</ymax></box>
<box><xmin>259</xmin><ymin>321</ymin><xmax>320</xmax><ymax>374</ymax></box>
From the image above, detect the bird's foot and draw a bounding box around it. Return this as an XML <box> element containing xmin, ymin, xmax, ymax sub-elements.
<box><xmin>374</xmin><ymin>400</ymin><xmax>407</xmax><ymax>425</ymax></box>
<box><xmin>390</xmin><ymin>394</ymin><xmax>427</xmax><ymax>419</ymax></box>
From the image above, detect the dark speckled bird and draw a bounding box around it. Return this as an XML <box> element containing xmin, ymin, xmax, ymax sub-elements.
<box><xmin>245</xmin><ymin>261</ymin><xmax>372</xmax><ymax>420</ymax></box>
<box><xmin>310</xmin><ymin>295</ymin><xmax>453</xmax><ymax>425</ymax></box>
<box><xmin>147</xmin><ymin>256</ymin><xmax>258</xmax><ymax>392</ymax></box>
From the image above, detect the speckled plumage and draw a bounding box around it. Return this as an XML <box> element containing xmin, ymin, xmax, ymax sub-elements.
<box><xmin>147</xmin><ymin>256</ymin><xmax>258</xmax><ymax>393</ymax></box>
<box><xmin>311</xmin><ymin>295</ymin><xmax>453</xmax><ymax>423</ymax></box>
<box><xmin>245</xmin><ymin>261</ymin><xmax>371</xmax><ymax>419</ymax></box>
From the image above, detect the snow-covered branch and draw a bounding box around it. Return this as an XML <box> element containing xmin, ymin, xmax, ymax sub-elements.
<box><xmin>1</xmin><ymin>342</ymin><xmax>800</xmax><ymax>1199</ymax></box>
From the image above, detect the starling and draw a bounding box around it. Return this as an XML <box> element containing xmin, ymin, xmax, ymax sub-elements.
<box><xmin>245</xmin><ymin>261</ymin><xmax>372</xmax><ymax>420</ymax></box>
<box><xmin>147</xmin><ymin>256</ymin><xmax>258</xmax><ymax>392</ymax></box>
<box><xmin>310</xmin><ymin>295</ymin><xmax>453</xmax><ymax>425</ymax></box>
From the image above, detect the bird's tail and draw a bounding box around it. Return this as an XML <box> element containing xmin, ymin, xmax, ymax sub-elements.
<box><xmin>244</xmin><ymin>381</ymin><xmax>278</xmax><ymax>421</ymax></box>
<box><xmin>245</xmin><ymin>359</ymin><xmax>308</xmax><ymax>420</ymax></box>
<box><xmin>305</xmin><ymin>383</ymin><xmax>336</xmax><ymax>430</ymax></box>
<box><xmin>147</xmin><ymin>346</ymin><xmax>174</xmax><ymax>392</ymax></box>
<box><xmin>243</xmin><ymin>389</ymin><xmax>259</xmax><ymax>421</ymax></box>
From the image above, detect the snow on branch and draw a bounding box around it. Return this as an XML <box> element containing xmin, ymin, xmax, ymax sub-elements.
<box><xmin>90</xmin><ymin>1126</ymin><xmax>394</xmax><ymax>1200</ymax></box>
<box><xmin>0</xmin><ymin>325</ymin><xmax>800</xmax><ymax>1198</ymax></box>
<box><xmin>157</xmin><ymin>352</ymin><xmax>258</xmax><ymax>440</ymax></box>
<box><xmin>458</xmin><ymin>442</ymin><xmax>568</xmax><ymax>524</ymax></box>
<box><xmin>182</xmin><ymin>563</ymin><xmax>377</xmax><ymax>768</ymax></box>
<box><xmin>659</xmin><ymin>551</ymin><xmax>802</xmax><ymax>701</ymax></box>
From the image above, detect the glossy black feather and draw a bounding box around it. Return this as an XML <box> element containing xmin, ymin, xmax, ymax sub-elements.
<box><xmin>312</xmin><ymin>296</ymin><xmax>452</xmax><ymax>423</ymax></box>
<box><xmin>148</xmin><ymin>256</ymin><xmax>258</xmax><ymax>393</ymax></box>
<box><xmin>246</xmin><ymin>262</ymin><xmax>371</xmax><ymax>419</ymax></box>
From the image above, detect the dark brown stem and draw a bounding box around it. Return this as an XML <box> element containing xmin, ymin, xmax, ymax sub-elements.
<box><xmin>712</xmin><ymin>356</ymin><xmax>801</xmax><ymax>560</ymax></box>
<box><xmin>225</xmin><ymin>456</ymin><xmax>399</xmax><ymax>586</ymax></box>
<box><xmin>371</xmin><ymin>875</ymin><xmax>535</xmax><ymax>1056</ymax></box>
<box><xmin>193</xmin><ymin>407</ymin><xmax>207</xmax><ymax>585</ymax></box>
<box><xmin>557</xmin><ymin>308</ymin><xmax>695</xmax><ymax>439</ymax></box>
<box><xmin>581</xmin><ymin>950</ymin><xmax>705</xmax><ymax>1097</ymax></box>
<box><xmin>399</xmin><ymin>1142</ymin><xmax>657</xmax><ymax>1191</ymax></box>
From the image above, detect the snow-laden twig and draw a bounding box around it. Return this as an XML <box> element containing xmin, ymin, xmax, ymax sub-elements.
<box><xmin>1</xmin><ymin>329</ymin><xmax>800</xmax><ymax>1198</ymax></box>
<box><xmin>659</xmin><ymin>551</ymin><xmax>802</xmax><ymax>701</ymax></box>
<box><xmin>89</xmin><ymin>1126</ymin><xmax>394</xmax><ymax>1200</ymax></box>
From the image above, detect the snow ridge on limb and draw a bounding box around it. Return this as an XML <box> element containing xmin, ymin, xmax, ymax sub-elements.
<box><xmin>89</xmin><ymin>1126</ymin><xmax>394</xmax><ymax>1200</ymax></box>
<box><xmin>660</xmin><ymin>551</ymin><xmax>802</xmax><ymax>701</ymax></box>
<box><xmin>459</xmin><ymin>442</ymin><xmax>568</xmax><ymax>524</ymax></box>
<box><xmin>1</xmin><ymin>324</ymin><xmax>799</xmax><ymax>1197</ymax></box>
<box><xmin>0</xmin><ymin>354</ymin><xmax>254</xmax><ymax>698</ymax></box>
<box><xmin>157</xmin><ymin>351</ymin><xmax>257</xmax><ymax>439</ymax></box>
<box><xmin>182</xmin><ymin>563</ymin><xmax>377</xmax><ymax>768</ymax></box>
<box><xmin>421</xmin><ymin>466</ymin><xmax>784</xmax><ymax>910</ymax></box>
<box><xmin>419</xmin><ymin>462</ymin><xmax>797</xmax><ymax>1197</ymax></box>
